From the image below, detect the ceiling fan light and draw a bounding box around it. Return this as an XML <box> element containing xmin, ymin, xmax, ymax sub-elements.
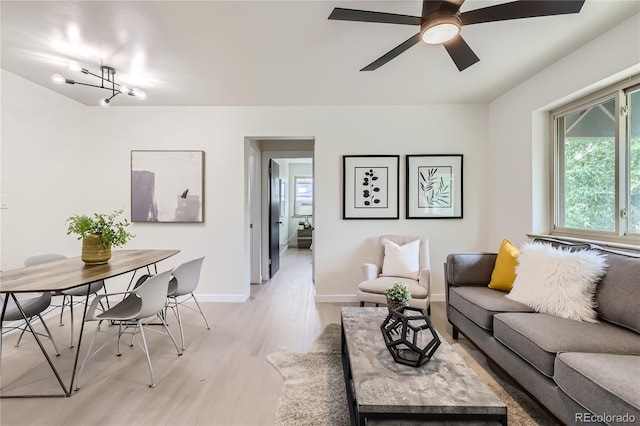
<box><xmin>422</xmin><ymin>22</ymin><xmax>460</xmax><ymax>44</ymax></box>
<box><xmin>99</xmin><ymin>98</ymin><xmax>110</xmax><ymax>108</ymax></box>
<box><xmin>119</xmin><ymin>85</ymin><xmax>131</xmax><ymax>95</ymax></box>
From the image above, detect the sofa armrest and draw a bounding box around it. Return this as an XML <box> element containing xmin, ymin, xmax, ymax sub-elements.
<box><xmin>361</xmin><ymin>263</ymin><xmax>379</xmax><ymax>281</ymax></box>
<box><xmin>445</xmin><ymin>253</ymin><xmax>497</xmax><ymax>287</ymax></box>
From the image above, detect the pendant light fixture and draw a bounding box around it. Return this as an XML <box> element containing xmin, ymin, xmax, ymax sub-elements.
<box><xmin>51</xmin><ymin>62</ymin><xmax>146</xmax><ymax>107</ymax></box>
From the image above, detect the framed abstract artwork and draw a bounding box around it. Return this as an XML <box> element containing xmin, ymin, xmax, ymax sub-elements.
<box><xmin>131</xmin><ymin>150</ymin><xmax>204</xmax><ymax>222</ymax></box>
<box><xmin>406</xmin><ymin>154</ymin><xmax>463</xmax><ymax>219</ymax></box>
<box><xmin>343</xmin><ymin>155</ymin><xmax>399</xmax><ymax>219</ymax></box>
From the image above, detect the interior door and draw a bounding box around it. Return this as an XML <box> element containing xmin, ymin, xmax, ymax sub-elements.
<box><xmin>268</xmin><ymin>159</ymin><xmax>280</xmax><ymax>278</ymax></box>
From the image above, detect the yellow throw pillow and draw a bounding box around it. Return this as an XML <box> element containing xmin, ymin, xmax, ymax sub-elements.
<box><xmin>488</xmin><ymin>239</ymin><xmax>520</xmax><ymax>292</ymax></box>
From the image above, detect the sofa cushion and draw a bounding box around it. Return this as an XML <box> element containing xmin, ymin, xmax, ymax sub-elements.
<box><xmin>488</xmin><ymin>239</ymin><xmax>520</xmax><ymax>292</ymax></box>
<box><xmin>381</xmin><ymin>238</ymin><xmax>420</xmax><ymax>280</ymax></box>
<box><xmin>594</xmin><ymin>248</ymin><xmax>640</xmax><ymax>334</ymax></box>
<box><xmin>446</xmin><ymin>253</ymin><xmax>497</xmax><ymax>286</ymax></box>
<box><xmin>493</xmin><ymin>313</ymin><xmax>640</xmax><ymax>377</ymax></box>
<box><xmin>449</xmin><ymin>287</ymin><xmax>533</xmax><ymax>330</ymax></box>
<box><xmin>358</xmin><ymin>276</ymin><xmax>428</xmax><ymax>299</ymax></box>
<box><xmin>555</xmin><ymin>353</ymin><xmax>640</xmax><ymax>425</ymax></box>
<box><xmin>506</xmin><ymin>243</ymin><xmax>608</xmax><ymax>322</ymax></box>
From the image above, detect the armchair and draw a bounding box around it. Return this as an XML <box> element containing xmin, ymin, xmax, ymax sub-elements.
<box><xmin>357</xmin><ymin>235</ymin><xmax>431</xmax><ymax>314</ymax></box>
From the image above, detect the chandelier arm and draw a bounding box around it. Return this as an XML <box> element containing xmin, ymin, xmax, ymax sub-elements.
<box><xmin>71</xmin><ymin>81</ymin><xmax>123</xmax><ymax>91</ymax></box>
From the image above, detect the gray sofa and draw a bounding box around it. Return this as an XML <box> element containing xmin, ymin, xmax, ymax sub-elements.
<box><xmin>445</xmin><ymin>239</ymin><xmax>640</xmax><ymax>426</ymax></box>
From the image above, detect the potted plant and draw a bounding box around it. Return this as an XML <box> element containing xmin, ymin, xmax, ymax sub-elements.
<box><xmin>66</xmin><ymin>209</ymin><xmax>134</xmax><ymax>265</ymax></box>
<box><xmin>384</xmin><ymin>282</ymin><xmax>411</xmax><ymax>314</ymax></box>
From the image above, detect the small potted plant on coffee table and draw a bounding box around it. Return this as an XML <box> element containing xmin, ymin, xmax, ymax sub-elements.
<box><xmin>66</xmin><ymin>209</ymin><xmax>134</xmax><ymax>265</ymax></box>
<box><xmin>384</xmin><ymin>282</ymin><xmax>411</xmax><ymax>315</ymax></box>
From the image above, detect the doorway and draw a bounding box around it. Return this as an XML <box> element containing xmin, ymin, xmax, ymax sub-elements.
<box><xmin>246</xmin><ymin>138</ymin><xmax>315</xmax><ymax>285</ymax></box>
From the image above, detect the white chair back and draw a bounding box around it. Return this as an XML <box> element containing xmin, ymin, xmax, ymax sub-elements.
<box><xmin>134</xmin><ymin>270</ymin><xmax>173</xmax><ymax>319</ymax></box>
<box><xmin>24</xmin><ymin>253</ymin><xmax>67</xmax><ymax>266</ymax></box>
<box><xmin>170</xmin><ymin>257</ymin><xmax>205</xmax><ymax>296</ymax></box>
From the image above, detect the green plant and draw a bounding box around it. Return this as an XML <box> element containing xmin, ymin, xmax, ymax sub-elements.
<box><xmin>66</xmin><ymin>209</ymin><xmax>134</xmax><ymax>248</ymax></box>
<box><xmin>384</xmin><ymin>282</ymin><xmax>411</xmax><ymax>303</ymax></box>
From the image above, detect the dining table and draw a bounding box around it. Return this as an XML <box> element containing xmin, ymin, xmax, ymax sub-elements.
<box><xmin>0</xmin><ymin>249</ymin><xmax>180</xmax><ymax>398</ymax></box>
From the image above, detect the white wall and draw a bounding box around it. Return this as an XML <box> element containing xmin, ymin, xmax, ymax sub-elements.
<box><xmin>1</xmin><ymin>72</ymin><xmax>489</xmax><ymax>301</ymax></box>
<box><xmin>7</xmin><ymin>15</ymin><xmax>634</xmax><ymax>301</ymax></box>
<box><xmin>488</xmin><ymin>13</ymin><xmax>640</xmax><ymax>249</ymax></box>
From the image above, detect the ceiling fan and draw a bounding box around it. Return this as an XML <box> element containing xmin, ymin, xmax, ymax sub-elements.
<box><xmin>328</xmin><ymin>0</ymin><xmax>585</xmax><ymax>72</ymax></box>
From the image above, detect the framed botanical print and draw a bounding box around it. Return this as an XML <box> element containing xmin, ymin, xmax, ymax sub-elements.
<box><xmin>406</xmin><ymin>154</ymin><xmax>463</xmax><ymax>219</ymax></box>
<box><xmin>343</xmin><ymin>155</ymin><xmax>399</xmax><ymax>219</ymax></box>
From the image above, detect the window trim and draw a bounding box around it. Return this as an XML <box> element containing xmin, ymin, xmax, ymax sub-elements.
<box><xmin>293</xmin><ymin>175</ymin><xmax>313</xmax><ymax>218</ymax></box>
<box><xmin>549</xmin><ymin>74</ymin><xmax>640</xmax><ymax>246</ymax></box>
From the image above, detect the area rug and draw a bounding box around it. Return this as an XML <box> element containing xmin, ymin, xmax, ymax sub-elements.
<box><xmin>267</xmin><ymin>323</ymin><xmax>557</xmax><ymax>426</ymax></box>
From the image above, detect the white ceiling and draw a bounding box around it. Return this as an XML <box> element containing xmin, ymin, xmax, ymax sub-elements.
<box><xmin>1</xmin><ymin>1</ymin><xmax>638</xmax><ymax>106</ymax></box>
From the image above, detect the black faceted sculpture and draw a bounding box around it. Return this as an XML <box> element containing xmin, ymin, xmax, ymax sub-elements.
<box><xmin>380</xmin><ymin>306</ymin><xmax>441</xmax><ymax>367</ymax></box>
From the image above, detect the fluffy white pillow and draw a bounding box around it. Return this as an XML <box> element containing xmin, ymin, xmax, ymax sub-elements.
<box><xmin>381</xmin><ymin>239</ymin><xmax>420</xmax><ymax>280</ymax></box>
<box><xmin>506</xmin><ymin>243</ymin><xmax>608</xmax><ymax>322</ymax></box>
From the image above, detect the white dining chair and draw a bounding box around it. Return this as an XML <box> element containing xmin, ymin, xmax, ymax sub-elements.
<box><xmin>75</xmin><ymin>270</ymin><xmax>182</xmax><ymax>389</ymax></box>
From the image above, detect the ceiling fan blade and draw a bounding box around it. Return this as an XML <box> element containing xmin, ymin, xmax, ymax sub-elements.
<box><xmin>328</xmin><ymin>8</ymin><xmax>421</xmax><ymax>26</ymax></box>
<box><xmin>461</xmin><ymin>0</ymin><xmax>585</xmax><ymax>26</ymax></box>
<box><xmin>360</xmin><ymin>33</ymin><xmax>422</xmax><ymax>71</ymax></box>
<box><xmin>443</xmin><ymin>35</ymin><xmax>479</xmax><ymax>71</ymax></box>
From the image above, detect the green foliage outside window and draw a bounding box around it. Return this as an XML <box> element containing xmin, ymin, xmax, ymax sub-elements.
<box><xmin>563</xmin><ymin>137</ymin><xmax>640</xmax><ymax>233</ymax></box>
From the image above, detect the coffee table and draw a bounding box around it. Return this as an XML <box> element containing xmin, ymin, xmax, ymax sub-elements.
<box><xmin>341</xmin><ymin>307</ymin><xmax>507</xmax><ymax>425</ymax></box>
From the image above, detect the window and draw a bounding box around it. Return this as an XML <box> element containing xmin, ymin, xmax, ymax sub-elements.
<box><xmin>551</xmin><ymin>76</ymin><xmax>640</xmax><ymax>245</ymax></box>
<box><xmin>294</xmin><ymin>176</ymin><xmax>313</xmax><ymax>217</ymax></box>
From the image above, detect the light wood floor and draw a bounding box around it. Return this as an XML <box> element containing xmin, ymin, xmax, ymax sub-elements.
<box><xmin>1</xmin><ymin>248</ymin><xmax>457</xmax><ymax>426</ymax></box>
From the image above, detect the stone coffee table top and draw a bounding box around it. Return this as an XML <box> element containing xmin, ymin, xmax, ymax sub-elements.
<box><xmin>341</xmin><ymin>307</ymin><xmax>507</xmax><ymax>424</ymax></box>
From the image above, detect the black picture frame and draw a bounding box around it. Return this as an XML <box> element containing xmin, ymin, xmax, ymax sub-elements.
<box><xmin>343</xmin><ymin>155</ymin><xmax>399</xmax><ymax>219</ymax></box>
<box><xmin>406</xmin><ymin>154</ymin><xmax>463</xmax><ymax>219</ymax></box>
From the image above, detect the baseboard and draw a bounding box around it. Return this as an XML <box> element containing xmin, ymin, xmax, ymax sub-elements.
<box><xmin>314</xmin><ymin>293</ymin><xmax>445</xmax><ymax>303</ymax></box>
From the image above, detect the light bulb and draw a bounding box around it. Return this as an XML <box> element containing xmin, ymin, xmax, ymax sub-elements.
<box><xmin>119</xmin><ymin>85</ymin><xmax>131</xmax><ymax>95</ymax></box>
<box><xmin>99</xmin><ymin>98</ymin><xmax>110</xmax><ymax>108</ymax></box>
<box><xmin>132</xmin><ymin>88</ymin><xmax>147</xmax><ymax>100</ymax></box>
<box><xmin>51</xmin><ymin>74</ymin><xmax>66</xmax><ymax>85</ymax></box>
<box><xmin>68</xmin><ymin>61</ymin><xmax>83</xmax><ymax>72</ymax></box>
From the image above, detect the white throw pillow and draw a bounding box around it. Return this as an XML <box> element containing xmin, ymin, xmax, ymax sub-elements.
<box><xmin>506</xmin><ymin>243</ymin><xmax>608</xmax><ymax>322</ymax></box>
<box><xmin>381</xmin><ymin>239</ymin><xmax>420</xmax><ymax>280</ymax></box>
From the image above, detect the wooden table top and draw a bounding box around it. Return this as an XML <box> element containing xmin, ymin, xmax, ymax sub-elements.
<box><xmin>0</xmin><ymin>249</ymin><xmax>180</xmax><ymax>293</ymax></box>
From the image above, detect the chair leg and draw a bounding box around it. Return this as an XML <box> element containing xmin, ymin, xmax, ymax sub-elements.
<box><xmin>59</xmin><ymin>295</ymin><xmax>68</xmax><ymax>326</ymax></box>
<box><xmin>76</xmin><ymin>320</ymin><xmax>103</xmax><ymax>390</ymax></box>
<box><xmin>427</xmin><ymin>304</ymin><xmax>431</xmax><ymax>316</ymax></box>
<box><xmin>136</xmin><ymin>320</ymin><xmax>156</xmax><ymax>388</ymax></box>
<box><xmin>191</xmin><ymin>293</ymin><xmax>210</xmax><ymax>330</ymax></box>
<box><xmin>173</xmin><ymin>299</ymin><xmax>186</xmax><ymax>351</ymax></box>
<box><xmin>117</xmin><ymin>322</ymin><xmax>126</xmax><ymax>355</ymax></box>
<box><xmin>359</xmin><ymin>301</ymin><xmax>364</xmax><ymax>307</ymax></box>
<box><xmin>15</xmin><ymin>325</ymin><xmax>28</xmax><ymax>347</ymax></box>
<box><xmin>38</xmin><ymin>314</ymin><xmax>60</xmax><ymax>356</ymax></box>
<box><xmin>157</xmin><ymin>313</ymin><xmax>183</xmax><ymax>356</ymax></box>
<box><xmin>452</xmin><ymin>325</ymin><xmax>459</xmax><ymax>340</ymax></box>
